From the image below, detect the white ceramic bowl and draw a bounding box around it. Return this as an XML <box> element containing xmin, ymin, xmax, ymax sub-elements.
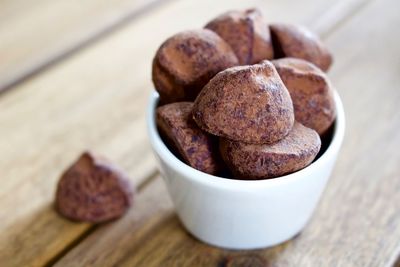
<box><xmin>147</xmin><ymin>90</ymin><xmax>345</xmax><ymax>250</ymax></box>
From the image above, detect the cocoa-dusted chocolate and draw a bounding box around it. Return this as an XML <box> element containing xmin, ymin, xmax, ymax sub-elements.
<box><xmin>157</xmin><ymin>102</ymin><xmax>221</xmax><ymax>174</ymax></box>
<box><xmin>205</xmin><ymin>8</ymin><xmax>273</xmax><ymax>65</ymax></box>
<box><xmin>219</xmin><ymin>122</ymin><xmax>321</xmax><ymax>179</ymax></box>
<box><xmin>269</xmin><ymin>23</ymin><xmax>333</xmax><ymax>71</ymax></box>
<box><xmin>272</xmin><ymin>58</ymin><xmax>336</xmax><ymax>135</ymax></box>
<box><xmin>56</xmin><ymin>152</ymin><xmax>133</xmax><ymax>223</ymax></box>
<box><xmin>193</xmin><ymin>61</ymin><xmax>294</xmax><ymax>144</ymax></box>
<box><xmin>152</xmin><ymin>29</ymin><xmax>239</xmax><ymax>104</ymax></box>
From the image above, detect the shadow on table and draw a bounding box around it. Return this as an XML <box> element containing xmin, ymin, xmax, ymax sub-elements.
<box><xmin>135</xmin><ymin>213</ymin><xmax>295</xmax><ymax>267</ymax></box>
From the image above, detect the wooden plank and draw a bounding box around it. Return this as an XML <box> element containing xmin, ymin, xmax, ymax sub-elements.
<box><xmin>0</xmin><ymin>0</ymin><xmax>343</xmax><ymax>218</ymax></box>
<box><xmin>0</xmin><ymin>0</ymin><xmax>366</xmax><ymax>202</ymax></box>
<box><xmin>0</xmin><ymin>0</ymin><xmax>368</xmax><ymax>93</ymax></box>
<box><xmin>0</xmin><ymin>0</ymin><xmax>372</xmax><ymax>266</ymax></box>
<box><xmin>51</xmin><ymin>176</ymin><xmax>173</xmax><ymax>267</ymax></box>
<box><xmin>0</xmin><ymin>0</ymin><xmax>170</xmax><ymax>92</ymax></box>
<box><xmin>54</xmin><ymin>0</ymin><xmax>400</xmax><ymax>266</ymax></box>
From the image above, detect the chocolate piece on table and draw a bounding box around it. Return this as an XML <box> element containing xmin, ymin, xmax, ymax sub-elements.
<box><xmin>56</xmin><ymin>152</ymin><xmax>133</xmax><ymax>223</ymax></box>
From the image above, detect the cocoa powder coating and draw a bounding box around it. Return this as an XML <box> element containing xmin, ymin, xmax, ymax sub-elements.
<box><xmin>205</xmin><ymin>8</ymin><xmax>274</xmax><ymax>65</ymax></box>
<box><xmin>272</xmin><ymin>58</ymin><xmax>336</xmax><ymax>135</ymax></box>
<box><xmin>151</xmin><ymin>13</ymin><xmax>336</xmax><ymax>180</ymax></box>
<box><xmin>152</xmin><ymin>29</ymin><xmax>239</xmax><ymax>104</ymax></box>
<box><xmin>219</xmin><ymin>122</ymin><xmax>321</xmax><ymax>179</ymax></box>
<box><xmin>156</xmin><ymin>102</ymin><xmax>221</xmax><ymax>174</ymax></box>
<box><xmin>270</xmin><ymin>23</ymin><xmax>333</xmax><ymax>71</ymax></box>
<box><xmin>193</xmin><ymin>61</ymin><xmax>294</xmax><ymax>144</ymax></box>
<box><xmin>56</xmin><ymin>152</ymin><xmax>133</xmax><ymax>223</ymax></box>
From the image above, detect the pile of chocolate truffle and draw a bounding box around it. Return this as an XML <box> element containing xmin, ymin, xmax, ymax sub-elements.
<box><xmin>153</xmin><ymin>9</ymin><xmax>336</xmax><ymax>180</ymax></box>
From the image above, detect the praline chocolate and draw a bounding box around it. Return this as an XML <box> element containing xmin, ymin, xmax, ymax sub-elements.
<box><xmin>272</xmin><ymin>57</ymin><xmax>336</xmax><ymax>135</ymax></box>
<box><xmin>205</xmin><ymin>8</ymin><xmax>273</xmax><ymax>65</ymax></box>
<box><xmin>193</xmin><ymin>60</ymin><xmax>294</xmax><ymax>144</ymax></box>
<box><xmin>269</xmin><ymin>23</ymin><xmax>333</xmax><ymax>71</ymax></box>
<box><xmin>152</xmin><ymin>29</ymin><xmax>239</xmax><ymax>104</ymax></box>
<box><xmin>219</xmin><ymin>122</ymin><xmax>321</xmax><ymax>179</ymax></box>
<box><xmin>56</xmin><ymin>152</ymin><xmax>133</xmax><ymax>223</ymax></box>
<box><xmin>157</xmin><ymin>102</ymin><xmax>221</xmax><ymax>174</ymax></box>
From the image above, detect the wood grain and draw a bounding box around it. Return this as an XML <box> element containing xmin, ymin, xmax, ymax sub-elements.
<box><xmin>0</xmin><ymin>0</ymin><xmax>169</xmax><ymax>92</ymax></box>
<box><xmin>0</xmin><ymin>1</ymin><xmax>296</xmax><ymax>266</ymax></box>
<box><xmin>54</xmin><ymin>0</ymin><xmax>400</xmax><ymax>266</ymax></box>
<box><xmin>52</xmin><ymin>176</ymin><xmax>174</xmax><ymax>267</ymax></box>
<box><xmin>0</xmin><ymin>0</ymin><xmax>381</xmax><ymax>266</ymax></box>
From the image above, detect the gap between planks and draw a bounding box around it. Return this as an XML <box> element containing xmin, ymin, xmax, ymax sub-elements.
<box><xmin>45</xmin><ymin>0</ymin><xmax>377</xmax><ymax>265</ymax></box>
<box><xmin>0</xmin><ymin>0</ymin><xmax>175</xmax><ymax>95</ymax></box>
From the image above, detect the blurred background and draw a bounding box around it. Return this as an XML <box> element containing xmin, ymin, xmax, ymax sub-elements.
<box><xmin>0</xmin><ymin>0</ymin><xmax>367</xmax><ymax>92</ymax></box>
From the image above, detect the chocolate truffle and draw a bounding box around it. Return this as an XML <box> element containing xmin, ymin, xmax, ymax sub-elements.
<box><xmin>193</xmin><ymin>61</ymin><xmax>294</xmax><ymax>144</ymax></box>
<box><xmin>157</xmin><ymin>102</ymin><xmax>221</xmax><ymax>174</ymax></box>
<box><xmin>220</xmin><ymin>122</ymin><xmax>321</xmax><ymax>179</ymax></box>
<box><xmin>56</xmin><ymin>152</ymin><xmax>133</xmax><ymax>223</ymax></box>
<box><xmin>272</xmin><ymin>58</ymin><xmax>336</xmax><ymax>135</ymax></box>
<box><xmin>205</xmin><ymin>8</ymin><xmax>273</xmax><ymax>65</ymax></box>
<box><xmin>269</xmin><ymin>23</ymin><xmax>333</xmax><ymax>71</ymax></box>
<box><xmin>152</xmin><ymin>29</ymin><xmax>239</xmax><ymax>104</ymax></box>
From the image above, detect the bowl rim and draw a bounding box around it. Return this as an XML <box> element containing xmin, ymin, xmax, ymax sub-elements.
<box><xmin>147</xmin><ymin>90</ymin><xmax>345</xmax><ymax>189</ymax></box>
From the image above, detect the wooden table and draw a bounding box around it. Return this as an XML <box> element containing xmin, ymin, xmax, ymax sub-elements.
<box><xmin>1</xmin><ymin>0</ymin><xmax>399</xmax><ymax>266</ymax></box>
